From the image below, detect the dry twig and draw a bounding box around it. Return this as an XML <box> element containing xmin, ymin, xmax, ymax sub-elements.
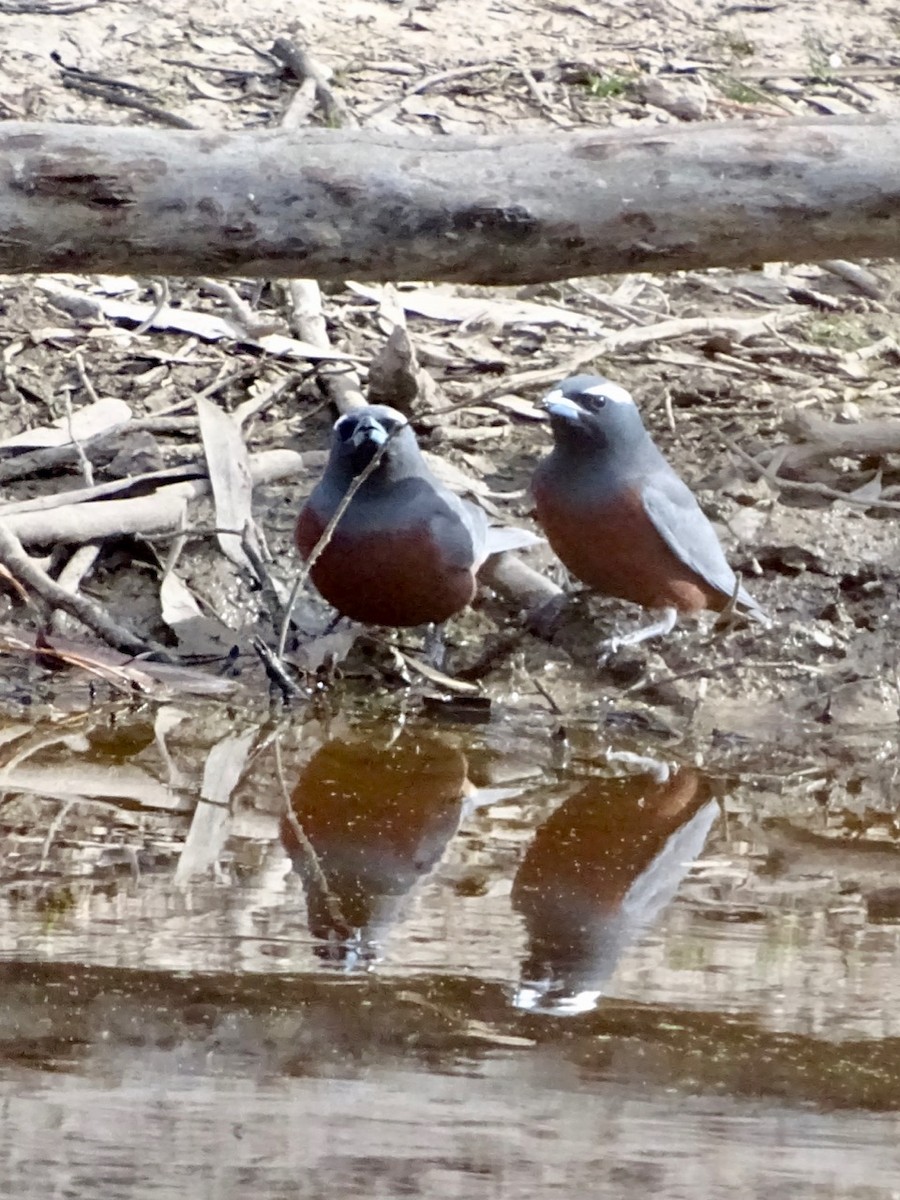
<box><xmin>198</xmin><ymin>277</ymin><xmax>282</xmax><ymax>339</ymax></box>
<box><xmin>778</xmin><ymin>410</ymin><xmax>900</xmax><ymax>472</ymax></box>
<box><xmin>3</xmin><ymin>449</ymin><xmax>304</xmax><ymax>546</ymax></box>
<box><xmin>60</xmin><ymin>76</ymin><xmax>196</xmax><ymax>128</ymax></box>
<box><xmin>729</xmin><ymin>438</ymin><xmax>900</xmax><ymax>510</ymax></box>
<box><xmin>362</xmin><ymin>61</ymin><xmax>503</xmax><ymax>121</ymax></box>
<box><xmin>288</xmin><ymin>280</ymin><xmax>365</xmax><ymax>413</ymax></box>
<box><xmin>271</xmin><ymin>37</ymin><xmax>355</xmax><ymax>128</ymax></box>
<box><xmin>61</xmin><ymin>386</ymin><xmax>95</xmax><ymax>487</ymax></box>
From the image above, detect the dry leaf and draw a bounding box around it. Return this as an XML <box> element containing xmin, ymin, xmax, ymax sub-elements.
<box><xmin>484</xmin><ymin>393</ymin><xmax>544</xmax><ymax>421</ymax></box>
<box><xmin>196</xmin><ymin>396</ymin><xmax>259</xmax><ymax>573</ymax></box>
<box><xmin>289</xmin><ymin>626</ymin><xmax>360</xmax><ymax>674</ymax></box>
<box><xmin>0</xmin><ymin>398</ymin><xmax>131</xmax><ymax>452</ymax></box>
<box><xmin>160</xmin><ymin>570</ymin><xmax>204</xmax><ymax>625</ymax></box>
<box><xmin>347</xmin><ymin>282</ymin><xmax>605</xmax><ymax>335</ymax></box>
<box><xmin>424</xmin><ymin>452</ymin><xmax>492</xmax><ymax>496</ymax></box>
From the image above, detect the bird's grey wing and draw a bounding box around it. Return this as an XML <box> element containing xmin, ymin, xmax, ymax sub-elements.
<box><xmin>641</xmin><ymin>473</ymin><xmax>762</xmax><ymax>614</ymax></box>
<box><xmin>415</xmin><ymin>488</ymin><xmax>487</xmax><ymax>572</ymax></box>
<box><xmin>402</xmin><ymin>481</ymin><xmax>539</xmax><ymax>574</ymax></box>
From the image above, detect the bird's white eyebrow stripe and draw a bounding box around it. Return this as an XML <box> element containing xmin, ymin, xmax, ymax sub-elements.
<box><xmin>583</xmin><ymin>382</ymin><xmax>634</xmax><ymax>405</ymax></box>
<box><xmin>333</xmin><ymin>407</ymin><xmax>409</xmax><ymax>432</ymax></box>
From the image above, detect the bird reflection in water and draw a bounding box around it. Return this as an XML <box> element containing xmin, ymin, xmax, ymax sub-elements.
<box><xmin>280</xmin><ymin>728</ymin><xmax>469</xmax><ymax>967</ymax></box>
<box><xmin>512</xmin><ymin>766</ymin><xmax>718</xmax><ymax>1016</ymax></box>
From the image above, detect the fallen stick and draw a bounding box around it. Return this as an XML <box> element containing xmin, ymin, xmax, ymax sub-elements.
<box><xmin>288</xmin><ymin>280</ymin><xmax>365</xmax><ymax>413</ymax></box>
<box><xmin>778</xmin><ymin>410</ymin><xmax>900</xmax><ymax>472</ymax></box>
<box><xmin>5</xmin><ymin>117</ymin><xmax>900</xmax><ymax>282</ymax></box>
<box><xmin>729</xmin><ymin>437</ymin><xmax>900</xmax><ymax>510</ymax></box>
<box><xmin>478</xmin><ymin>551</ymin><xmax>563</xmax><ymax>611</ymax></box>
<box><xmin>0</xmin><ymin>757</ymin><xmax>192</xmax><ymax>810</ymax></box>
<box><xmin>0</xmin><ymin>462</ymin><xmax>208</xmax><ymax>517</ymax></box>
<box><xmin>271</xmin><ymin>37</ymin><xmax>355</xmax><ymax>129</ymax></box>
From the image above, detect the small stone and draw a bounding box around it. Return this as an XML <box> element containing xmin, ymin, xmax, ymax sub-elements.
<box><xmin>639</xmin><ymin>75</ymin><xmax>709</xmax><ymax>121</ymax></box>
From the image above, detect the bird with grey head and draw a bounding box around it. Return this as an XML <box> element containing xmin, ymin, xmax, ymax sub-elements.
<box><xmin>532</xmin><ymin>374</ymin><xmax>767</xmax><ymax>650</ymax></box>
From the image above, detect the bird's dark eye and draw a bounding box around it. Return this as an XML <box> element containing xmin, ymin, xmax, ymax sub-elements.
<box><xmin>583</xmin><ymin>394</ymin><xmax>606</xmax><ymax>410</ymax></box>
<box><xmin>336</xmin><ymin>419</ymin><xmax>355</xmax><ymax>441</ymax></box>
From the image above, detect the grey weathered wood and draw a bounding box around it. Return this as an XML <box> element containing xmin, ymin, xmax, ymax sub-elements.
<box><xmin>2</xmin><ymin>117</ymin><xmax>900</xmax><ymax>283</ymax></box>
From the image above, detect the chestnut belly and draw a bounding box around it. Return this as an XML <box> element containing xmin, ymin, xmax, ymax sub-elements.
<box><xmin>534</xmin><ymin>483</ymin><xmax>725</xmax><ymax>614</ymax></box>
<box><xmin>296</xmin><ymin>513</ymin><xmax>476</xmax><ymax>626</ymax></box>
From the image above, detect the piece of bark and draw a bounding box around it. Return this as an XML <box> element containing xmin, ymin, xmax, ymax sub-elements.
<box><xmin>367</xmin><ymin>324</ymin><xmax>439</xmax><ymax>414</ymax></box>
<box><xmin>4</xmin><ymin>118</ymin><xmax>900</xmax><ymax>282</ymax></box>
<box><xmin>638</xmin><ymin>75</ymin><xmax>709</xmax><ymax>122</ymax></box>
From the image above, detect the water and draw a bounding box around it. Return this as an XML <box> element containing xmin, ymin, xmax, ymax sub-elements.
<box><xmin>0</xmin><ymin>705</ymin><xmax>898</xmax><ymax>1198</ymax></box>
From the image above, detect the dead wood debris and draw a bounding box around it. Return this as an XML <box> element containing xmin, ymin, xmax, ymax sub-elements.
<box><xmin>0</xmin><ymin>524</ymin><xmax>162</xmax><ymax>659</ymax></box>
<box><xmin>3</xmin><ymin>252</ymin><xmax>896</xmax><ymax>705</ymax></box>
<box><xmin>271</xmin><ymin>37</ymin><xmax>356</xmax><ymax>128</ymax></box>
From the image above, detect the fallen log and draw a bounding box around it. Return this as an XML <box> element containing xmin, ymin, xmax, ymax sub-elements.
<box><xmin>2</xmin><ymin>117</ymin><xmax>900</xmax><ymax>283</ymax></box>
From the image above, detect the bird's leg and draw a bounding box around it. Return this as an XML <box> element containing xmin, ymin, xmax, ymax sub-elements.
<box><xmin>323</xmin><ymin>611</ymin><xmax>348</xmax><ymax>635</ymax></box>
<box><xmin>422</xmin><ymin>622</ymin><xmax>447</xmax><ymax>670</ymax></box>
<box><xmin>599</xmin><ymin>606</ymin><xmax>678</xmax><ymax>661</ymax></box>
<box><xmin>713</xmin><ymin>572</ymin><xmax>743</xmax><ymax>634</ymax></box>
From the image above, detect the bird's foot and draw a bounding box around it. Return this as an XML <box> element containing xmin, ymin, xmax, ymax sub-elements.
<box><xmin>713</xmin><ymin>571</ymin><xmax>772</xmax><ymax>634</ymax></box>
<box><xmin>597</xmin><ymin>606</ymin><xmax>678</xmax><ymax>666</ymax></box>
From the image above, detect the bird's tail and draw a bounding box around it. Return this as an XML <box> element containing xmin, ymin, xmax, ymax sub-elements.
<box><xmin>484</xmin><ymin>526</ymin><xmax>544</xmax><ymax>558</ymax></box>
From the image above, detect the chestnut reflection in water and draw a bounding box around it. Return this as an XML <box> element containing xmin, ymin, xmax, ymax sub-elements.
<box><xmin>280</xmin><ymin>731</ymin><xmax>468</xmax><ymax>963</ymax></box>
<box><xmin>512</xmin><ymin>767</ymin><xmax>718</xmax><ymax>1016</ymax></box>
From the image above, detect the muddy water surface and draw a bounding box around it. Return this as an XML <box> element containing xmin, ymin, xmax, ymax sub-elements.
<box><xmin>0</xmin><ymin>706</ymin><xmax>898</xmax><ymax>1198</ymax></box>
